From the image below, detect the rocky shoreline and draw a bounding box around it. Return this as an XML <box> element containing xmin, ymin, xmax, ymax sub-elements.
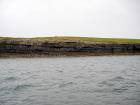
<box><xmin>0</xmin><ymin>40</ymin><xmax>140</xmax><ymax>57</ymax></box>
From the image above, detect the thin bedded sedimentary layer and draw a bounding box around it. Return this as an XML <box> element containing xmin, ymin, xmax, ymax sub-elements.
<box><xmin>0</xmin><ymin>41</ymin><xmax>140</xmax><ymax>55</ymax></box>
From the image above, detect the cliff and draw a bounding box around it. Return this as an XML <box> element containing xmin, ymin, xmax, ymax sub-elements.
<box><xmin>0</xmin><ymin>36</ymin><xmax>140</xmax><ymax>57</ymax></box>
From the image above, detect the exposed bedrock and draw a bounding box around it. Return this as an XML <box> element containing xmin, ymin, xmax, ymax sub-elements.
<box><xmin>0</xmin><ymin>41</ymin><xmax>140</xmax><ymax>55</ymax></box>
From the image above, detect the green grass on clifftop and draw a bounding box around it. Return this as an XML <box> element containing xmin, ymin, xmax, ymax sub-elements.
<box><xmin>0</xmin><ymin>36</ymin><xmax>140</xmax><ymax>44</ymax></box>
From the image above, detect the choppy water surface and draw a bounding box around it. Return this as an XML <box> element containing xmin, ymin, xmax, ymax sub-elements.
<box><xmin>0</xmin><ymin>56</ymin><xmax>140</xmax><ymax>105</ymax></box>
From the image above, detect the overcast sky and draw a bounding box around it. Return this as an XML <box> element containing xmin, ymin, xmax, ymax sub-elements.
<box><xmin>0</xmin><ymin>0</ymin><xmax>140</xmax><ymax>38</ymax></box>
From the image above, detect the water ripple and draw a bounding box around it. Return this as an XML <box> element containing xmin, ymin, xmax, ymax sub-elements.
<box><xmin>14</xmin><ymin>84</ymin><xmax>33</xmax><ymax>91</ymax></box>
<box><xmin>110</xmin><ymin>76</ymin><xmax>125</xmax><ymax>82</ymax></box>
<box><xmin>4</xmin><ymin>76</ymin><xmax>18</xmax><ymax>81</ymax></box>
<box><xmin>59</xmin><ymin>82</ymin><xmax>74</xmax><ymax>88</ymax></box>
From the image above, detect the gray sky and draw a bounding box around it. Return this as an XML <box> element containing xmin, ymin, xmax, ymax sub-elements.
<box><xmin>0</xmin><ymin>0</ymin><xmax>140</xmax><ymax>38</ymax></box>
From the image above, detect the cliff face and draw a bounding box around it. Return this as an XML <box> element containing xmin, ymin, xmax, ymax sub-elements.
<box><xmin>0</xmin><ymin>41</ymin><xmax>140</xmax><ymax>55</ymax></box>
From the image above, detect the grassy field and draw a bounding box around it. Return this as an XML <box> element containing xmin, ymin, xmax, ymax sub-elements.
<box><xmin>0</xmin><ymin>36</ymin><xmax>140</xmax><ymax>44</ymax></box>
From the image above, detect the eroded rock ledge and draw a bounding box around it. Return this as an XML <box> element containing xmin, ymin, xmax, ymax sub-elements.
<box><xmin>0</xmin><ymin>40</ymin><xmax>140</xmax><ymax>57</ymax></box>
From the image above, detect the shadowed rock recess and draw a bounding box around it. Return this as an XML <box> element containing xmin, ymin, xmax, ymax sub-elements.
<box><xmin>0</xmin><ymin>37</ymin><xmax>140</xmax><ymax>57</ymax></box>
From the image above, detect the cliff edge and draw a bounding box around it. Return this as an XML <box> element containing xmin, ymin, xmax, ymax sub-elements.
<box><xmin>0</xmin><ymin>36</ymin><xmax>140</xmax><ymax>57</ymax></box>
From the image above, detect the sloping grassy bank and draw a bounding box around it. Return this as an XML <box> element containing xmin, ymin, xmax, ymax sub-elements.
<box><xmin>0</xmin><ymin>36</ymin><xmax>140</xmax><ymax>44</ymax></box>
<box><xmin>0</xmin><ymin>36</ymin><xmax>140</xmax><ymax>57</ymax></box>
